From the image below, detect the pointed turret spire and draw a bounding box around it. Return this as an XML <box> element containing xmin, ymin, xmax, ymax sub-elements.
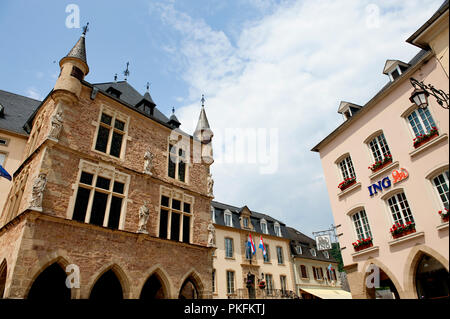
<box><xmin>168</xmin><ymin>107</ymin><xmax>181</xmax><ymax>128</ymax></box>
<box><xmin>194</xmin><ymin>95</ymin><xmax>213</xmax><ymax>141</ymax></box>
<box><xmin>65</xmin><ymin>22</ymin><xmax>89</xmax><ymax>68</ymax></box>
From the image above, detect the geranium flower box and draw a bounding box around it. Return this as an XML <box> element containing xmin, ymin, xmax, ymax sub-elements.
<box><xmin>439</xmin><ymin>208</ymin><xmax>449</xmax><ymax>223</ymax></box>
<box><xmin>369</xmin><ymin>155</ymin><xmax>393</xmax><ymax>173</ymax></box>
<box><xmin>413</xmin><ymin>127</ymin><xmax>439</xmax><ymax>149</ymax></box>
<box><xmin>352</xmin><ymin>238</ymin><xmax>373</xmax><ymax>252</ymax></box>
<box><xmin>390</xmin><ymin>222</ymin><xmax>416</xmax><ymax>239</ymax></box>
<box><xmin>338</xmin><ymin>177</ymin><xmax>356</xmax><ymax>191</ymax></box>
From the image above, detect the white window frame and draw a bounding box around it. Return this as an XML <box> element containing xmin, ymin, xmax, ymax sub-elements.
<box><xmin>226</xmin><ymin>270</ymin><xmax>235</xmax><ymax>295</ymax></box>
<box><xmin>260</xmin><ymin>219</ymin><xmax>268</xmax><ymax>234</ymax></box>
<box><xmin>280</xmin><ymin>275</ymin><xmax>287</xmax><ymax>294</ymax></box>
<box><xmin>0</xmin><ymin>137</ymin><xmax>9</xmax><ymax>147</ymax></box>
<box><xmin>225</xmin><ymin>237</ymin><xmax>233</xmax><ymax>258</ymax></box>
<box><xmin>368</xmin><ymin>132</ymin><xmax>391</xmax><ymax>163</ymax></box>
<box><xmin>0</xmin><ymin>152</ymin><xmax>6</xmax><ymax>167</ymax></box>
<box><xmin>265</xmin><ymin>274</ymin><xmax>274</xmax><ymax>295</ymax></box>
<box><xmin>310</xmin><ymin>248</ymin><xmax>317</xmax><ymax>257</ymax></box>
<box><xmin>243</xmin><ymin>217</ymin><xmax>249</xmax><ymax>228</ymax></box>
<box><xmin>276</xmin><ymin>246</ymin><xmax>284</xmax><ymax>264</ymax></box>
<box><xmin>323</xmin><ymin>251</ymin><xmax>329</xmax><ymax>259</ymax></box>
<box><xmin>211</xmin><ymin>206</ymin><xmax>216</xmax><ymax>223</ymax></box>
<box><xmin>274</xmin><ymin>222</ymin><xmax>281</xmax><ymax>237</ymax></box>
<box><xmin>295</xmin><ymin>245</ymin><xmax>302</xmax><ymax>254</ymax></box>
<box><xmin>406</xmin><ymin>106</ymin><xmax>437</xmax><ymax>137</ymax></box>
<box><xmin>351</xmin><ymin>209</ymin><xmax>373</xmax><ymax>241</ymax></box>
<box><xmin>385</xmin><ymin>191</ymin><xmax>415</xmax><ymax>225</ymax></box>
<box><xmin>224</xmin><ymin>209</ymin><xmax>233</xmax><ymax>227</ymax></box>
<box><xmin>431</xmin><ymin>170</ymin><xmax>449</xmax><ymax>210</ymax></box>
<box><xmin>338</xmin><ymin>155</ymin><xmax>356</xmax><ymax>181</ymax></box>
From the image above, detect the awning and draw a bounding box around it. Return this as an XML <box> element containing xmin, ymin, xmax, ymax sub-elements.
<box><xmin>300</xmin><ymin>287</ymin><xmax>352</xmax><ymax>299</ymax></box>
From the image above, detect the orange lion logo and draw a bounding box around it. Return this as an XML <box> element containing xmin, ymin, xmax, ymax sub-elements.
<box><xmin>392</xmin><ymin>168</ymin><xmax>409</xmax><ymax>184</ymax></box>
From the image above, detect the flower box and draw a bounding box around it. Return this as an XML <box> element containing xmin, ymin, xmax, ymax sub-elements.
<box><xmin>258</xmin><ymin>281</ymin><xmax>266</xmax><ymax>290</ymax></box>
<box><xmin>368</xmin><ymin>155</ymin><xmax>393</xmax><ymax>173</ymax></box>
<box><xmin>352</xmin><ymin>238</ymin><xmax>373</xmax><ymax>252</ymax></box>
<box><xmin>438</xmin><ymin>208</ymin><xmax>449</xmax><ymax>223</ymax></box>
<box><xmin>413</xmin><ymin>127</ymin><xmax>439</xmax><ymax>149</ymax></box>
<box><xmin>338</xmin><ymin>177</ymin><xmax>356</xmax><ymax>191</ymax></box>
<box><xmin>390</xmin><ymin>222</ymin><xmax>416</xmax><ymax>239</ymax></box>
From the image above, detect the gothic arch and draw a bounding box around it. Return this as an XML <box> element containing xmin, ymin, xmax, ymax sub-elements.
<box><xmin>362</xmin><ymin>258</ymin><xmax>403</xmax><ymax>299</ymax></box>
<box><xmin>87</xmin><ymin>263</ymin><xmax>130</xmax><ymax>299</ymax></box>
<box><xmin>178</xmin><ymin>268</ymin><xmax>204</xmax><ymax>299</ymax></box>
<box><xmin>24</xmin><ymin>251</ymin><xmax>75</xmax><ymax>298</ymax></box>
<box><xmin>138</xmin><ymin>265</ymin><xmax>173</xmax><ymax>299</ymax></box>
<box><xmin>0</xmin><ymin>259</ymin><xmax>7</xmax><ymax>298</ymax></box>
<box><xmin>403</xmin><ymin>245</ymin><xmax>449</xmax><ymax>299</ymax></box>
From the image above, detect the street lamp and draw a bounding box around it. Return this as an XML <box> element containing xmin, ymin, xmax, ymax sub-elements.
<box><xmin>409</xmin><ymin>77</ymin><xmax>449</xmax><ymax>109</ymax></box>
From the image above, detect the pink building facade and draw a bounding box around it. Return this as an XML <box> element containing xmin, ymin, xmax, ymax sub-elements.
<box><xmin>312</xmin><ymin>3</ymin><xmax>449</xmax><ymax>299</ymax></box>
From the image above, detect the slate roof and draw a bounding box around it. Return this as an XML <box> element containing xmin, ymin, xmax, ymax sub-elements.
<box><xmin>285</xmin><ymin>226</ymin><xmax>337</xmax><ymax>263</ymax></box>
<box><xmin>0</xmin><ymin>89</ymin><xmax>41</xmax><ymax>136</ymax></box>
<box><xmin>65</xmin><ymin>34</ymin><xmax>87</xmax><ymax>66</ymax></box>
<box><xmin>211</xmin><ymin>200</ymin><xmax>288</xmax><ymax>238</ymax></box>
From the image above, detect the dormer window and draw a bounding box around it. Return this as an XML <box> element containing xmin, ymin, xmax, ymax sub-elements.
<box><xmin>260</xmin><ymin>219</ymin><xmax>268</xmax><ymax>234</ymax></box>
<box><xmin>295</xmin><ymin>246</ymin><xmax>303</xmax><ymax>254</ymax></box>
<box><xmin>274</xmin><ymin>222</ymin><xmax>281</xmax><ymax>237</ymax></box>
<box><xmin>106</xmin><ymin>86</ymin><xmax>122</xmax><ymax>99</ymax></box>
<box><xmin>243</xmin><ymin>217</ymin><xmax>249</xmax><ymax>228</ymax></box>
<box><xmin>224</xmin><ymin>209</ymin><xmax>233</xmax><ymax>227</ymax></box>
<box><xmin>0</xmin><ymin>103</ymin><xmax>4</xmax><ymax>117</ymax></box>
<box><xmin>310</xmin><ymin>248</ymin><xmax>317</xmax><ymax>257</ymax></box>
<box><xmin>323</xmin><ymin>251</ymin><xmax>329</xmax><ymax>259</ymax></box>
<box><xmin>383</xmin><ymin>60</ymin><xmax>410</xmax><ymax>82</ymax></box>
<box><xmin>338</xmin><ymin>101</ymin><xmax>362</xmax><ymax>121</ymax></box>
<box><xmin>211</xmin><ymin>206</ymin><xmax>216</xmax><ymax>223</ymax></box>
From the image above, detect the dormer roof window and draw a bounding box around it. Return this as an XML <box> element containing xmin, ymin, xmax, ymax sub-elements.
<box><xmin>337</xmin><ymin>101</ymin><xmax>362</xmax><ymax>121</ymax></box>
<box><xmin>383</xmin><ymin>60</ymin><xmax>410</xmax><ymax>82</ymax></box>
<box><xmin>106</xmin><ymin>86</ymin><xmax>122</xmax><ymax>99</ymax></box>
<box><xmin>0</xmin><ymin>103</ymin><xmax>4</xmax><ymax>117</ymax></box>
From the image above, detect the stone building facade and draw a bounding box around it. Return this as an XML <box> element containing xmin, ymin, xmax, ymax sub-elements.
<box><xmin>0</xmin><ymin>29</ymin><xmax>215</xmax><ymax>299</ymax></box>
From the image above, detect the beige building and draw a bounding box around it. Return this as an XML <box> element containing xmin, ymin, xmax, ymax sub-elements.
<box><xmin>312</xmin><ymin>2</ymin><xmax>449</xmax><ymax>299</ymax></box>
<box><xmin>210</xmin><ymin>201</ymin><xmax>298</xmax><ymax>299</ymax></box>
<box><xmin>285</xmin><ymin>227</ymin><xmax>351</xmax><ymax>299</ymax></box>
<box><xmin>0</xmin><ymin>91</ymin><xmax>40</xmax><ymax>212</ymax></box>
<box><xmin>0</xmin><ymin>28</ymin><xmax>216</xmax><ymax>299</ymax></box>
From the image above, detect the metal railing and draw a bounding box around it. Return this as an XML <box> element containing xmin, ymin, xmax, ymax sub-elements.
<box><xmin>231</xmin><ymin>288</ymin><xmax>300</xmax><ymax>299</ymax></box>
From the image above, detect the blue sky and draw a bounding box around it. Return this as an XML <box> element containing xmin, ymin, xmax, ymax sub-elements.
<box><xmin>0</xmin><ymin>0</ymin><xmax>444</xmax><ymax>238</ymax></box>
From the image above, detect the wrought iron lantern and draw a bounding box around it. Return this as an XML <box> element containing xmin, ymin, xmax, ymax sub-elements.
<box><xmin>409</xmin><ymin>77</ymin><xmax>449</xmax><ymax>109</ymax></box>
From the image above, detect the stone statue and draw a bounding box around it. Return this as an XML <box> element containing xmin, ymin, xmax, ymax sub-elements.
<box><xmin>137</xmin><ymin>200</ymin><xmax>150</xmax><ymax>234</ymax></box>
<box><xmin>207</xmin><ymin>173</ymin><xmax>214</xmax><ymax>197</ymax></box>
<box><xmin>30</xmin><ymin>173</ymin><xmax>47</xmax><ymax>210</ymax></box>
<box><xmin>207</xmin><ymin>220</ymin><xmax>216</xmax><ymax>247</ymax></box>
<box><xmin>143</xmin><ymin>150</ymin><xmax>153</xmax><ymax>175</ymax></box>
<box><xmin>49</xmin><ymin>111</ymin><xmax>63</xmax><ymax>140</ymax></box>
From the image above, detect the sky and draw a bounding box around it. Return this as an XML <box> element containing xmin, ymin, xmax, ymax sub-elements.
<box><xmin>0</xmin><ymin>0</ymin><xmax>444</xmax><ymax>238</ymax></box>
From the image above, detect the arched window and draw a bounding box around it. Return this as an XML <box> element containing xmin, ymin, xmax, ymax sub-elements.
<box><xmin>274</xmin><ymin>222</ymin><xmax>281</xmax><ymax>237</ymax></box>
<box><xmin>224</xmin><ymin>209</ymin><xmax>233</xmax><ymax>227</ymax></box>
<box><xmin>351</xmin><ymin>208</ymin><xmax>373</xmax><ymax>240</ymax></box>
<box><xmin>431</xmin><ymin>170</ymin><xmax>449</xmax><ymax>210</ymax></box>
<box><xmin>260</xmin><ymin>219</ymin><xmax>268</xmax><ymax>234</ymax></box>
<box><xmin>90</xmin><ymin>269</ymin><xmax>124</xmax><ymax>299</ymax></box>
<box><xmin>386</xmin><ymin>192</ymin><xmax>415</xmax><ymax>225</ymax></box>
<box><xmin>140</xmin><ymin>273</ymin><xmax>166</xmax><ymax>299</ymax></box>
<box><xmin>28</xmin><ymin>263</ymin><xmax>71</xmax><ymax>300</ymax></box>
<box><xmin>179</xmin><ymin>277</ymin><xmax>199</xmax><ymax>299</ymax></box>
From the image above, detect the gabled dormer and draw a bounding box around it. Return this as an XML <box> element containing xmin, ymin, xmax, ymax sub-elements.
<box><xmin>338</xmin><ymin>101</ymin><xmax>362</xmax><ymax>121</ymax></box>
<box><xmin>106</xmin><ymin>86</ymin><xmax>122</xmax><ymax>99</ymax></box>
<box><xmin>238</xmin><ymin>205</ymin><xmax>253</xmax><ymax>230</ymax></box>
<box><xmin>383</xmin><ymin>59</ymin><xmax>410</xmax><ymax>82</ymax></box>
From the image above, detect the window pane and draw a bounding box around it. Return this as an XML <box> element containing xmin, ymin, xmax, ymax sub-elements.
<box><xmin>80</xmin><ymin>172</ymin><xmax>93</xmax><ymax>185</ymax></box>
<box><xmin>159</xmin><ymin>209</ymin><xmax>168</xmax><ymax>238</ymax></box>
<box><xmin>72</xmin><ymin>187</ymin><xmax>91</xmax><ymax>222</ymax></box>
<box><xmin>172</xmin><ymin>199</ymin><xmax>181</xmax><ymax>210</ymax></box>
<box><xmin>161</xmin><ymin>196</ymin><xmax>169</xmax><ymax>207</ymax></box>
<box><xmin>170</xmin><ymin>212</ymin><xmax>180</xmax><ymax>241</ymax></box>
<box><xmin>108</xmin><ymin>196</ymin><xmax>122</xmax><ymax>229</ymax></box>
<box><xmin>101</xmin><ymin>113</ymin><xmax>112</xmax><ymax>125</ymax></box>
<box><xmin>183</xmin><ymin>203</ymin><xmax>191</xmax><ymax>213</ymax></box>
<box><xmin>168</xmin><ymin>156</ymin><xmax>176</xmax><ymax>178</ymax></box>
<box><xmin>113</xmin><ymin>181</ymin><xmax>124</xmax><ymax>194</ymax></box>
<box><xmin>178</xmin><ymin>160</ymin><xmax>186</xmax><ymax>182</ymax></box>
<box><xmin>96</xmin><ymin>176</ymin><xmax>111</xmax><ymax>190</ymax></box>
<box><xmin>90</xmin><ymin>191</ymin><xmax>108</xmax><ymax>226</ymax></box>
<box><xmin>408</xmin><ymin>111</ymin><xmax>425</xmax><ymax>136</ymax></box>
<box><xmin>114</xmin><ymin>119</ymin><xmax>125</xmax><ymax>131</ymax></box>
<box><xmin>110</xmin><ymin>132</ymin><xmax>123</xmax><ymax>157</ymax></box>
<box><xmin>0</xmin><ymin>153</ymin><xmax>5</xmax><ymax>166</ymax></box>
<box><xmin>95</xmin><ymin>126</ymin><xmax>110</xmax><ymax>153</ymax></box>
<box><xmin>183</xmin><ymin>215</ymin><xmax>190</xmax><ymax>243</ymax></box>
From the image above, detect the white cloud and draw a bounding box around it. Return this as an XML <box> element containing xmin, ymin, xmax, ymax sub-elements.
<box><xmin>26</xmin><ymin>87</ymin><xmax>43</xmax><ymax>100</ymax></box>
<box><xmin>150</xmin><ymin>0</ymin><xmax>442</xmax><ymax>237</ymax></box>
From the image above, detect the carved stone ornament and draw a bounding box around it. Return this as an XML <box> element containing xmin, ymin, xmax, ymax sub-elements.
<box><xmin>137</xmin><ymin>200</ymin><xmax>151</xmax><ymax>234</ymax></box>
<box><xmin>143</xmin><ymin>150</ymin><xmax>153</xmax><ymax>175</ymax></box>
<box><xmin>207</xmin><ymin>173</ymin><xmax>214</xmax><ymax>197</ymax></box>
<box><xmin>207</xmin><ymin>220</ymin><xmax>216</xmax><ymax>247</ymax></box>
<box><xmin>48</xmin><ymin>111</ymin><xmax>63</xmax><ymax>140</ymax></box>
<box><xmin>30</xmin><ymin>173</ymin><xmax>47</xmax><ymax>210</ymax></box>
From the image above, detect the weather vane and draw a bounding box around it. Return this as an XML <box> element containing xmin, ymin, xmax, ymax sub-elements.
<box><xmin>123</xmin><ymin>62</ymin><xmax>130</xmax><ymax>81</ymax></box>
<box><xmin>201</xmin><ymin>94</ymin><xmax>205</xmax><ymax>107</ymax></box>
<box><xmin>146</xmin><ymin>82</ymin><xmax>150</xmax><ymax>92</ymax></box>
<box><xmin>172</xmin><ymin>107</ymin><xmax>175</xmax><ymax>114</ymax></box>
<box><xmin>82</xmin><ymin>22</ymin><xmax>89</xmax><ymax>36</ymax></box>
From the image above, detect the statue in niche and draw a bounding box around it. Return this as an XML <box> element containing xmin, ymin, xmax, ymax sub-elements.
<box><xmin>143</xmin><ymin>150</ymin><xmax>153</xmax><ymax>175</ymax></box>
<box><xmin>207</xmin><ymin>220</ymin><xmax>216</xmax><ymax>247</ymax></box>
<box><xmin>137</xmin><ymin>200</ymin><xmax>150</xmax><ymax>234</ymax></box>
<box><xmin>49</xmin><ymin>111</ymin><xmax>63</xmax><ymax>140</ymax></box>
<box><xmin>207</xmin><ymin>173</ymin><xmax>214</xmax><ymax>197</ymax></box>
<box><xmin>30</xmin><ymin>173</ymin><xmax>47</xmax><ymax>209</ymax></box>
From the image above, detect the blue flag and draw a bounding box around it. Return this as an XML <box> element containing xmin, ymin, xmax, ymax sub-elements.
<box><xmin>0</xmin><ymin>165</ymin><xmax>12</xmax><ymax>181</ymax></box>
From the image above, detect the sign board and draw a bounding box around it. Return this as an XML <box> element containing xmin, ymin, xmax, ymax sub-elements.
<box><xmin>315</xmin><ymin>234</ymin><xmax>332</xmax><ymax>251</ymax></box>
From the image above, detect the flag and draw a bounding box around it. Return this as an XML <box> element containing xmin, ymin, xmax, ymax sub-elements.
<box><xmin>0</xmin><ymin>165</ymin><xmax>12</xmax><ymax>181</ymax></box>
<box><xmin>247</xmin><ymin>234</ymin><xmax>256</xmax><ymax>255</ymax></box>
<box><xmin>327</xmin><ymin>264</ymin><xmax>333</xmax><ymax>271</ymax></box>
<box><xmin>258</xmin><ymin>235</ymin><xmax>266</xmax><ymax>257</ymax></box>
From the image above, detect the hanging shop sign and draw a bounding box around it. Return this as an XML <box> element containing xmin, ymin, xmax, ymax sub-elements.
<box><xmin>368</xmin><ymin>168</ymin><xmax>409</xmax><ymax>196</ymax></box>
